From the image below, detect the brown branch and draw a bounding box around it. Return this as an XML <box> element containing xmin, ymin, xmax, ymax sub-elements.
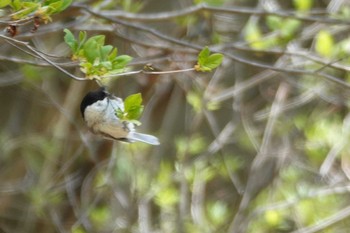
<box><xmin>0</xmin><ymin>35</ymin><xmax>87</xmax><ymax>81</ymax></box>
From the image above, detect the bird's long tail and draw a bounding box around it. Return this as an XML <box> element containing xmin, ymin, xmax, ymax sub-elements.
<box><xmin>128</xmin><ymin>132</ymin><xmax>160</xmax><ymax>145</ymax></box>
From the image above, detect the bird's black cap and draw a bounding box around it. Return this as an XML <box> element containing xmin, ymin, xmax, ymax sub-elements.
<box><xmin>80</xmin><ymin>87</ymin><xmax>107</xmax><ymax>118</ymax></box>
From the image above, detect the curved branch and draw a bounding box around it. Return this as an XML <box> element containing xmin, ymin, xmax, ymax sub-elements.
<box><xmin>0</xmin><ymin>35</ymin><xmax>87</xmax><ymax>81</ymax></box>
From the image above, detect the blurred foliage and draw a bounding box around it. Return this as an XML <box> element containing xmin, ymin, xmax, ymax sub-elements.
<box><xmin>1</xmin><ymin>0</ymin><xmax>72</xmax><ymax>21</ymax></box>
<box><xmin>2</xmin><ymin>0</ymin><xmax>350</xmax><ymax>233</ymax></box>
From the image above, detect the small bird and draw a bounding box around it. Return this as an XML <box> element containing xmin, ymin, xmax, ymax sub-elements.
<box><xmin>80</xmin><ymin>88</ymin><xmax>160</xmax><ymax>145</ymax></box>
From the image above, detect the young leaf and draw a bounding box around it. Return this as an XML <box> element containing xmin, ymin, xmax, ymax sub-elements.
<box><xmin>10</xmin><ymin>0</ymin><xmax>21</xmax><ymax>11</ymax></box>
<box><xmin>46</xmin><ymin>1</ymin><xmax>63</xmax><ymax>14</ymax></box>
<box><xmin>112</xmin><ymin>55</ymin><xmax>133</xmax><ymax>69</ymax></box>
<box><xmin>108</xmin><ymin>48</ymin><xmax>118</xmax><ymax>60</ymax></box>
<box><xmin>77</xmin><ymin>31</ymin><xmax>87</xmax><ymax>51</ymax></box>
<box><xmin>315</xmin><ymin>30</ymin><xmax>334</xmax><ymax>58</ymax></box>
<box><xmin>123</xmin><ymin>93</ymin><xmax>144</xmax><ymax>120</ymax></box>
<box><xmin>205</xmin><ymin>53</ymin><xmax>224</xmax><ymax>70</ymax></box>
<box><xmin>266</xmin><ymin>16</ymin><xmax>283</xmax><ymax>30</ymax></box>
<box><xmin>280</xmin><ymin>19</ymin><xmax>301</xmax><ymax>38</ymax></box>
<box><xmin>11</xmin><ymin>2</ymin><xmax>38</xmax><ymax>19</ymax></box>
<box><xmin>57</xmin><ymin>0</ymin><xmax>72</xmax><ymax>12</ymax></box>
<box><xmin>195</xmin><ymin>46</ymin><xmax>223</xmax><ymax>72</ymax></box>
<box><xmin>293</xmin><ymin>0</ymin><xmax>313</xmax><ymax>12</ymax></box>
<box><xmin>63</xmin><ymin>29</ymin><xmax>78</xmax><ymax>52</ymax></box>
<box><xmin>100</xmin><ymin>45</ymin><xmax>113</xmax><ymax>61</ymax></box>
<box><xmin>83</xmin><ymin>39</ymin><xmax>100</xmax><ymax>63</ymax></box>
<box><xmin>198</xmin><ymin>46</ymin><xmax>211</xmax><ymax>64</ymax></box>
<box><xmin>0</xmin><ymin>0</ymin><xmax>10</xmax><ymax>8</ymax></box>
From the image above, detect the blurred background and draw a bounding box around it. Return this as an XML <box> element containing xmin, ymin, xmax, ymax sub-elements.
<box><xmin>2</xmin><ymin>0</ymin><xmax>350</xmax><ymax>232</ymax></box>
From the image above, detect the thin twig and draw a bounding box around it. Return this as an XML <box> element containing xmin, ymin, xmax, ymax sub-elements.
<box><xmin>0</xmin><ymin>34</ymin><xmax>87</xmax><ymax>81</ymax></box>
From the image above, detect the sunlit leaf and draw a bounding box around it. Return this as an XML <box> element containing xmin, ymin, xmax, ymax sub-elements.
<box><xmin>266</xmin><ymin>16</ymin><xmax>283</xmax><ymax>30</ymax></box>
<box><xmin>57</xmin><ymin>0</ymin><xmax>72</xmax><ymax>12</ymax></box>
<box><xmin>280</xmin><ymin>19</ymin><xmax>301</xmax><ymax>38</ymax></box>
<box><xmin>0</xmin><ymin>0</ymin><xmax>10</xmax><ymax>8</ymax></box>
<box><xmin>89</xmin><ymin>206</ymin><xmax>111</xmax><ymax>226</ymax></box>
<box><xmin>186</xmin><ymin>91</ymin><xmax>202</xmax><ymax>112</ymax></box>
<box><xmin>205</xmin><ymin>53</ymin><xmax>223</xmax><ymax>70</ymax></box>
<box><xmin>63</xmin><ymin>29</ymin><xmax>78</xmax><ymax>52</ymax></box>
<box><xmin>195</xmin><ymin>46</ymin><xmax>223</xmax><ymax>72</ymax></box>
<box><xmin>9</xmin><ymin>0</ymin><xmax>21</xmax><ymax>11</ymax></box>
<box><xmin>264</xmin><ymin>210</ymin><xmax>282</xmax><ymax>226</ymax></box>
<box><xmin>315</xmin><ymin>30</ymin><xmax>334</xmax><ymax>58</ymax></box>
<box><xmin>293</xmin><ymin>0</ymin><xmax>313</xmax><ymax>12</ymax></box>
<box><xmin>244</xmin><ymin>20</ymin><xmax>264</xmax><ymax>49</ymax></box>
<box><xmin>123</xmin><ymin>93</ymin><xmax>144</xmax><ymax>120</ymax></box>
<box><xmin>83</xmin><ymin>36</ymin><xmax>105</xmax><ymax>63</ymax></box>
<box><xmin>155</xmin><ymin>186</ymin><xmax>179</xmax><ymax>208</ymax></box>
<box><xmin>112</xmin><ymin>55</ymin><xmax>132</xmax><ymax>69</ymax></box>
<box><xmin>207</xmin><ymin>201</ymin><xmax>229</xmax><ymax>225</ymax></box>
<box><xmin>11</xmin><ymin>2</ymin><xmax>38</xmax><ymax>19</ymax></box>
<box><xmin>99</xmin><ymin>45</ymin><xmax>113</xmax><ymax>61</ymax></box>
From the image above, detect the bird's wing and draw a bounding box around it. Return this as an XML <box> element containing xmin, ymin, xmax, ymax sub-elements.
<box><xmin>95</xmin><ymin>121</ymin><xmax>159</xmax><ymax>145</ymax></box>
<box><xmin>94</xmin><ymin>121</ymin><xmax>129</xmax><ymax>140</ymax></box>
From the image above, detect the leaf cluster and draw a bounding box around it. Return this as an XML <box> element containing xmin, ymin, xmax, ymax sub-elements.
<box><xmin>64</xmin><ymin>29</ymin><xmax>133</xmax><ymax>79</ymax></box>
<box><xmin>116</xmin><ymin>93</ymin><xmax>144</xmax><ymax>125</ymax></box>
<box><xmin>1</xmin><ymin>0</ymin><xmax>72</xmax><ymax>21</ymax></box>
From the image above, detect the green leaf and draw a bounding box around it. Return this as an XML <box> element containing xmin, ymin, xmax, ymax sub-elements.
<box><xmin>195</xmin><ymin>46</ymin><xmax>223</xmax><ymax>72</ymax></box>
<box><xmin>315</xmin><ymin>30</ymin><xmax>334</xmax><ymax>58</ymax></box>
<box><xmin>100</xmin><ymin>61</ymin><xmax>112</xmax><ymax>70</ymax></box>
<box><xmin>0</xmin><ymin>0</ymin><xmax>10</xmax><ymax>8</ymax></box>
<box><xmin>46</xmin><ymin>1</ymin><xmax>63</xmax><ymax>14</ymax></box>
<box><xmin>187</xmin><ymin>91</ymin><xmax>202</xmax><ymax>112</ymax></box>
<box><xmin>89</xmin><ymin>206</ymin><xmax>111</xmax><ymax>226</ymax></box>
<box><xmin>77</xmin><ymin>31</ymin><xmax>87</xmax><ymax>51</ymax></box>
<box><xmin>244</xmin><ymin>20</ymin><xmax>263</xmax><ymax>49</ymax></box>
<box><xmin>293</xmin><ymin>0</ymin><xmax>313</xmax><ymax>12</ymax></box>
<box><xmin>79</xmin><ymin>31</ymin><xmax>87</xmax><ymax>44</ymax></box>
<box><xmin>112</xmin><ymin>55</ymin><xmax>133</xmax><ymax>69</ymax></box>
<box><xmin>83</xmin><ymin>36</ymin><xmax>105</xmax><ymax>63</ymax></box>
<box><xmin>9</xmin><ymin>0</ymin><xmax>21</xmax><ymax>11</ymax></box>
<box><xmin>264</xmin><ymin>210</ymin><xmax>282</xmax><ymax>227</ymax></box>
<box><xmin>63</xmin><ymin>29</ymin><xmax>78</xmax><ymax>52</ymax></box>
<box><xmin>58</xmin><ymin>0</ymin><xmax>72</xmax><ymax>12</ymax></box>
<box><xmin>198</xmin><ymin>46</ymin><xmax>211</xmax><ymax>63</ymax></box>
<box><xmin>205</xmin><ymin>53</ymin><xmax>224</xmax><ymax>70</ymax></box>
<box><xmin>266</xmin><ymin>16</ymin><xmax>283</xmax><ymax>30</ymax></box>
<box><xmin>11</xmin><ymin>2</ymin><xmax>38</xmax><ymax>19</ymax></box>
<box><xmin>123</xmin><ymin>93</ymin><xmax>144</xmax><ymax>121</ymax></box>
<box><xmin>155</xmin><ymin>186</ymin><xmax>179</xmax><ymax>208</ymax></box>
<box><xmin>100</xmin><ymin>45</ymin><xmax>113</xmax><ymax>61</ymax></box>
<box><xmin>108</xmin><ymin>48</ymin><xmax>118</xmax><ymax>60</ymax></box>
<box><xmin>280</xmin><ymin>19</ymin><xmax>301</xmax><ymax>38</ymax></box>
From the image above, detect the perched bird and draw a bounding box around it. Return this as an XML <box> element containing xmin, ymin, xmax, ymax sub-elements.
<box><xmin>80</xmin><ymin>88</ymin><xmax>160</xmax><ymax>145</ymax></box>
